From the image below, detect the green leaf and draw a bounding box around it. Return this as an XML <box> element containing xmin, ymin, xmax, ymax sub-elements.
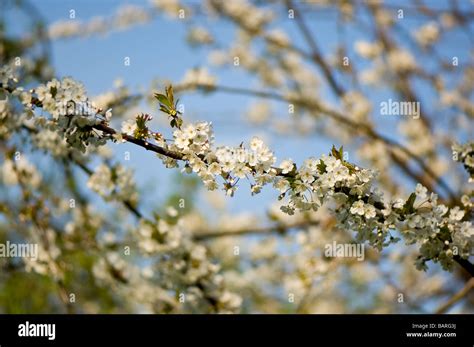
<box><xmin>160</xmin><ymin>105</ymin><xmax>170</xmax><ymax>114</ymax></box>
<box><xmin>154</xmin><ymin>93</ymin><xmax>171</xmax><ymax>108</ymax></box>
<box><xmin>342</xmin><ymin>161</ymin><xmax>357</xmax><ymax>174</ymax></box>
<box><xmin>166</xmin><ymin>85</ymin><xmax>174</xmax><ymax>106</ymax></box>
<box><xmin>331</xmin><ymin>145</ymin><xmax>343</xmax><ymax>160</ymax></box>
<box><xmin>317</xmin><ymin>159</ymin><xmax>327</xmax><ymax>174</ymax></box>
<box><xmin>403</xmin><ymin>193</ymin><xmax>417</xmax><ymax>214</ymax></box>
<box><xmin>175</xmin><ymin>98</ymin><xmax>182</xmax><ymax>114</ymax></box>
<box><xmin>50</xmin><ymin>86</ymin><xmax>57</xmax><ymax>98</ymax></box>
<box><xmin>136</xmin><ymin>115</ymin><xmax>146</xmax><ymax>129</ymax></box>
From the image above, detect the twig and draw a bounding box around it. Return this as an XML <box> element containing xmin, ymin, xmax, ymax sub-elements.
<box><xmin>454</xmin><ymin>256</ymin><xmax>474</xmax><ymax>278</ymax></box>
<box><xmin>435</xmin><ymin>278</ymin><xmax>474</xmax><ymax>313</ymax></box>
<box><xmin>193</xmin><ymin>220</ymin><xmax>319</xmax><ymax>240</ymax></box>
<box><xmin>286</xmin><ymin>0</ymin><xmax>345</xmax><ymax>96</ymax></box>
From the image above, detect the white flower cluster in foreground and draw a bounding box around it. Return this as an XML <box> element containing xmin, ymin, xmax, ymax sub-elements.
<box><xmin>157</xmin><ymin>122</ymin><xmax>276</xmax><ymax>195</ymax></box>
<box><xmin>21</xmin><ymin>77</ymin><xmax>110</xmax><ymax>153</ymax></box>
<box><xmin>150</xmin><ymin>117</ymin><xmax>473</xmax><ymax>272</ymax></box>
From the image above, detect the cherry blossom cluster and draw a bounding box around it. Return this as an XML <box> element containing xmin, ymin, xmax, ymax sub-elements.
<box><xmin>87</xmin><ymin>215</ymin><xmax>242</xmax><ymax>313</ymax></box>
<box><xmin>19</xmin><ymin>77</ymin><xmax>111</xmax><ymax>153</ymax></box>
<box><xmin>131</xmin><ymin>217</ymin><xmax>242</xmax><ymax>312</ymax></box>
<box><xmin>0</xmin><ymin>63</ymin><xmax>18</xmax><ymax>86</ymax></box>
<box><xmin>133</xmin><ymin>92</ymin><xmax>471</xmax><ymax>273</ymax></box>
<box><xmin>87</xmin><ymin>163</ymin><xmax>138</xmax><ymax>205</ymax></box>
<box><xmin>1</xmin><ymin>156</ymin><xmax>42</xmax><ymax>189</ymax></box>
<box><xmin>208</xmin><ymin>0</ymin><xmax>274</xmax><ymax>34</ymax></box>
<box><xmin>48</xmin><ymin>5</ymin><xmax>151</xmax><ymax>39</ymax></box>
<box><xmin>155</xmin><ymin>122</ymin><xmax>277</xmax><ymax>196</ymax></box>
<box><xmin>281</xmin><ymin>165</ymin><xmax>472</xmax><ymax>272</ymax></box>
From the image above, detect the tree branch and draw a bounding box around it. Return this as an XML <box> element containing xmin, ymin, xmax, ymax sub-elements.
<box><xmin>193</xmin><ymin>220</ymin><xmax>319</xmax><ymax>240</ymax></box>
<box><xmin>435</xmin><ymin>277</ymin><xmax>474</xmax><ymax>313</ymax></box>
<box><xmin>286</xmin><ymin>0</ymin><xmax>345</xmax><ymax>96</ymax></box>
